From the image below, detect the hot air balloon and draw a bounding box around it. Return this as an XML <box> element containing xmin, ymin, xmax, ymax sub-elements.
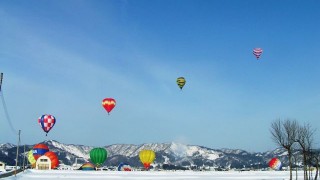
<box><xmin>253</xmin><ymin>48</ymin><xmax>263</xmax><ymax>59</ymax></box>
<box><xmin>33</xmin><ymin>144</ymin><xmax>49</xmax><ymax>160</ymax></box>
<box><xmin>176</xmin><ymin>77</ymin><xmax>186</xmax><ymax>90</ymax></box>
<box><xmin>38</xmin><ymin>114</ymin><xmax>56</xmax><ymax>136</ymax></box>
<box><xmin>269</xmin><ymin>157</ymin><xmax>282</xmax><ymax>170</ymax></box>
<box><xmin>139</xmin><ymin>149</ymin><xmax>155</xmax><ymax>170</ymax></box>
<box><xmin>90</xmin><ymin>148</ymin><xmax>108</xmax><ymax>167</ymax></box>
<box><xmin>44</xmin><ymin>151</ymin><xmax>59</xmax><ymax>169</ymax></box>
<box><xmin>80</xmin><ymin>162</ymin><xmax>96</xmax><ymax>171</ymax></box>
<box><xmin>102</xmin><ymin>98</ymin><xmax>116</xmax><ymax>115</ymax></box>
<box><xmin>118</xmin><ymin>162</ymin><xmax>132</xmax><ymax>171</ymax></box>
<box><xmin>27</xmin><ymin>150</ymin><xmax>36</xmax><ymax>168</ymax></box>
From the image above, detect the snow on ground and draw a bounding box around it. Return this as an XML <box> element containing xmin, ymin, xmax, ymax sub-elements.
<box><xmin>3</xmin><ymin>170</ymin><xmax>305</xmax><ymax>180</ymax></box>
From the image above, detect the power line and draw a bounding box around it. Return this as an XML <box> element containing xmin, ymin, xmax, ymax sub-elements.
<box><xmin>0</xmin><ymin>90</ymin><xmax>18</xmax><ymax>135</ymax></box>
<box><xmin>0</xmin><ymin>72</ymin><xmax>18</xmax><ymax>135</ymax></box>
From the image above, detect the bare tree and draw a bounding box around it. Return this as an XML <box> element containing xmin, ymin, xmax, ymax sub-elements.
<box><xmin>296</xmin><ymin>123</ymin><xmax>315</xmax><ymax>180</ymax></box>
<box><xmin>270</xmin><ymin>119</ymin><xmax>299</xmax><ymax>180</ymax></box>
<box><xmin>313</xmin><ymin>150</ymin><xmax>320</xmax><ymax>180</ymax></box>
<box><xmin>308</xmin><ymin>149</ymin><xmax>320</xmax><ymax>180</ymax></box>
<box><xmin>292</xmin><ymin>150</ymin><xmax>302</xmax><ymax>180</ymax></box>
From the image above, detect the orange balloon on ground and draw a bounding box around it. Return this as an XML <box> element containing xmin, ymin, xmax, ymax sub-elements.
<box><xmin>44</xmin><ymin>151</ymin><xmax>59</xmax><ymax>169</ymax></box>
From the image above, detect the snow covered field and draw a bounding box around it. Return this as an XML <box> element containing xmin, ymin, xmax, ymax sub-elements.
<box><xmin>4</xmin><ymin>170</ymin><xmax>305</xmax><ymax>180</ymax></box>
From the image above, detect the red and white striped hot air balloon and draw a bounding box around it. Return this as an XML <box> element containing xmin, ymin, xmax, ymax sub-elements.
<box><xmin>253</xmin><ymin>48</ymin><xmax>263</xmax><ymax>60</ymax></box>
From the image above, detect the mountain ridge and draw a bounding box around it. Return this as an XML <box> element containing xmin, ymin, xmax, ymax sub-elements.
<box><xmin>0</xmin><ymin>140</ymin><xmax>289</xmax><ymax>169</ymax></box>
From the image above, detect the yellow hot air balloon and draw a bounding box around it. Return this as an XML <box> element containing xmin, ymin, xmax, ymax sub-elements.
<box><xmin>176</xmin><ymin>77</ymin><xmax>186</xmax><ymax>90</ymax></box>
<box><xmin>27</xmin><ymin>150</ymin><xmax>36</xmax><ymax>168</ymax></box>
<box><xmin>139</xmin><ymin>150</ymin><xmax>155</xmax><ymax>170</ymax></box>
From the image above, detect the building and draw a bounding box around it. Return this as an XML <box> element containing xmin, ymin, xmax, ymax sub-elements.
<box><xmin>36</xmin><ymin>155</ymin><xmax>51</xmax><ymax>170</ymax></box>
<box><xmin>0</xmin><ymin>161</ymin><xmax>6</xmax><ymax>172</ymax></box>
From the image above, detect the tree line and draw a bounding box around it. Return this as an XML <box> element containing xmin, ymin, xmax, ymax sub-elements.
<box><xmin>270</xmin><ymin>119</ymin><xmax>319</xmax><ymax>180</ymax></box>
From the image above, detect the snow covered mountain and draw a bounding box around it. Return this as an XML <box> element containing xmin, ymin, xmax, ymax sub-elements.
<box><xmin>0</xmin><ymin>140</ymin><xmax>291</xmax><ymax>169</ymax></box>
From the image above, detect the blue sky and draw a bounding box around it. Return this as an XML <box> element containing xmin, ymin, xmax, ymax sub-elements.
<box><xmin>1</xmin><ymin>0</ymin><xmax>320</xmax><ymax>152</ymax></box>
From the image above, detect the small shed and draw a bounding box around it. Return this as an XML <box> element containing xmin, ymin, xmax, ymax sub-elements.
<box><xmin>0</xmin><ymin>161</ymin><xmax>6</xmax><ymax>172</ymax></box>
<box><xmin>36</xmin><ymin>155</ymin><xmax>51</xmax><ymax>170</ymax></box>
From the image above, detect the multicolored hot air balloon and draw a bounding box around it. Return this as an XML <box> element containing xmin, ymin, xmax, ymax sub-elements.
<box><xmin>90</xmin><ymin>148</ymin><xmax>108</xmax><ymax>167</ymax></box>
<box><xmin>33</xmin><ymin>144</ymin><xmax>49</xmax><ymax>160</ymax></box>
<box><xmin>80</xmin><ymin>162</ymin><xmax>96</xmax><ymax>171</ymax></box>
<box><xmin>118</xmin><ymin>162</ymin><xmax>132</xmax><ymax>171</ymax></box>
<box><xmin>253</xmin><ymin>48</ymin><xmax>263</xmax><ymax>60</ymax></box>
<box><xmin>38</xmin><ymin>114</ymin><xmax>56</xmax><ymax>136</ymax></box>
<box><xmin>27</xmin><ymin>150</ymin><xmax>36</xmax><ymax>168</ymax></box>
<box><xmin>102</xmin><ymin>98</ymin><xmax>116</xmax><ymax>115</ymax></box>
<box><xmin>139</xmin><ymin>149</ymin><xmax>155</xmax><ymax>170</ymax></box>
<box><xmin>176</xmin><ymin>77</ymin><xmax>186</xmax><ymax>90</ymax></box>
<box><xmin>44</xmin><ymin>151</ymin><xmax>59</xmax><ymax>169</ymax></box>
<box><xmin>269</xmin><ymin>157</ymin><xmax>282</xmax><ymax>170</ymax></box>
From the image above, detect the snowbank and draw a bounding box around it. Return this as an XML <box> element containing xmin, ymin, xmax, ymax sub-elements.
<box><xmin>3</xmin><ymin>169</ymin><xmax>304</xmax><ymax>180</ymax></box>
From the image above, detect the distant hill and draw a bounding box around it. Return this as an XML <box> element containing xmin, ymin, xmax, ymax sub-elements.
<box><xmin>0</xmin><ymin>140</ymin><xmax>293</xmax><ymax>169</ymax></box>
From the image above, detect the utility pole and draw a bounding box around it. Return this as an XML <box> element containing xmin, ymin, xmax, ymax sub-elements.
<box><xmin>23</xmin><ymin>144</ymin><xmax>26</xmax><ymax>171</ymax></box>
<box><xmin>15</xmin><ymin>130</ymin><xmax>21</xmax><ymax>176</ymax></box>
<box><xmin>0</xmin><ymin>72</ymin><xmax>3</xmax><ymax>91</ymax></box>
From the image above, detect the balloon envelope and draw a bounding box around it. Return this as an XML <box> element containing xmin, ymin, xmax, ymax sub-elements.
<box><xmin>33</xmin><ymin>144</ymin><xmax>49</xmax><ymax>160</ymax></box>
<box><xmin>253</xmin><ymin>48</ymin><xmax>263</xmax><ymax>59</ymax></box>
<box><xmin>176</xmin><ymin>77</ymin><xmax>186</xmax><ymax>90</ymax></box>
<box><xmin>102</xmin><ymin>98</ymin><xmax>116</xmax><ymax>114</ymax></box>
<box><xmin>80</xmin><ymin>162</ymin><xmax>96</xmax><ymax>171</ymax></box>
<box><xmin>44</xmin><ymin>151</ymin><xmax>59</xmax><ymax>169</ymax></box>
<box><xmin>118</xmin><ymin>162</ymin><xmax>132</xmax><ymax>171</ymax></box>
<box><xmin>90</xmin><ymin>148</ymin><xmax>108</xmax><ymax>167</ymax></box>
<box><xmin>269</xmin><ymin>157</ymin><xmax>282</xmax><ymax>170</ymax></box>
<box><xmin>27</xmin><ymin>150</ymin><xmax>36</xmax><ymax>167</ymax></box>
<box><xmin>38</xmin><ymin>114</ymin><xmax>56</xmax><ymax>135</ymax></box>
<box><xmin>139</xmin><ymin>150</ymin><xmax>155</xmax><ymax>169</ymax></box>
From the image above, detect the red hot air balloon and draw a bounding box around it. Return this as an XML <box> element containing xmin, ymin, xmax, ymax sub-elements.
<box><xmin>44</xmin><ymin>151</ymin><xmax>59</xmax><ymax>169</ymax></box>
<box><xmin>253</xmin><ymin>48</ymin><xmax>263</xmax><ymax>59</ymax></box>
<box><xmin>102</xmin><ymin>98</ymin><xmax>116</xmax><ymax>115</ymax></box>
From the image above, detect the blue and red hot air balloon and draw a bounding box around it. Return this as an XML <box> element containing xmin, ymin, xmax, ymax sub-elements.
<box><xmin>118</xmin><ymin>162</ymin><xmax>132</xmax><ymax>171</ymax></box>
<box><xmin>33</xmin><ymin>143</ymin><xmax>49</xmax><ymax>160</ymax></box>
<box><xmin>38</xmin><ymin>114</ymin><xmax>56</xmax><ymax>136</ymax></box>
